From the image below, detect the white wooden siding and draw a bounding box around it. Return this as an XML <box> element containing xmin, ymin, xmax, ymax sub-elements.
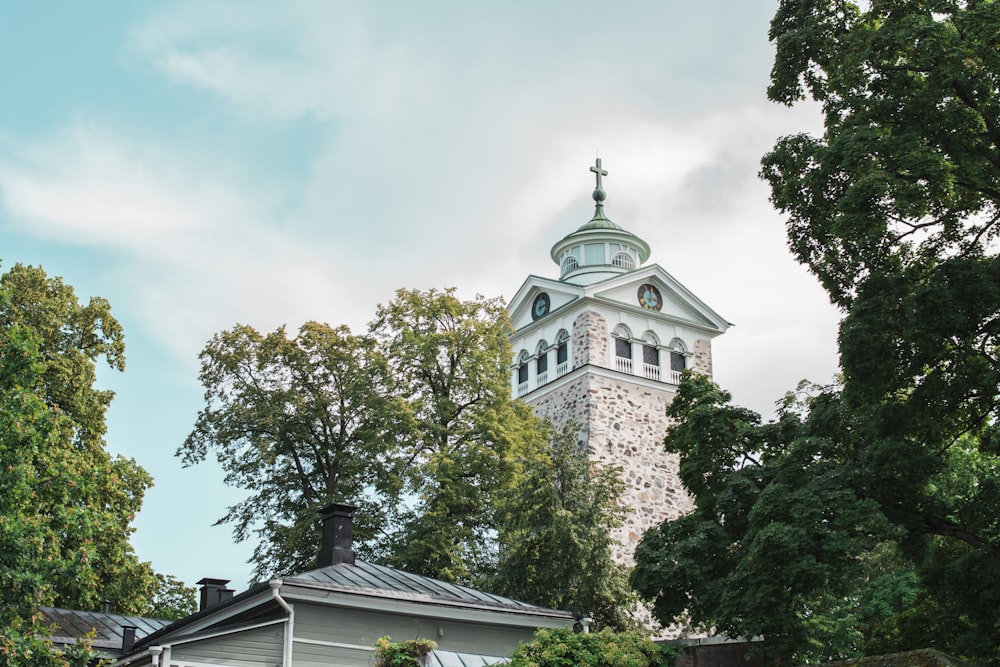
<box><xmin>169</xmin><ymin>625</ymin><xmax>283</xmax><ymax>666</ymax></box>
<box><xmin>293</xmin><ymin>603</ymin><xmax>536</xmax><ymax>659</ymax></box>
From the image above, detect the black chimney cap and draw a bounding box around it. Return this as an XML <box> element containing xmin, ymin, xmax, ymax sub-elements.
<box><xmin>318</xmin><ymin>503</ymin><xmax>356</xmax><ymax>567</ymax></box>
<box><xmin>196</xmin><ymin>578</ymin><xmax>234</xmax><ymax>611</ymax></box>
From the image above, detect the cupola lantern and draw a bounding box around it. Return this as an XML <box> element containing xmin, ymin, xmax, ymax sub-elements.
<box><xmin>549</xmin><ymin>158</ymin><xmax>651</xmax><ymax>285</ymax></box>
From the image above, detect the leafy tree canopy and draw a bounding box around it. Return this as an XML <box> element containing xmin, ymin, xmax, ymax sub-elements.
<box><xmin>0</xmin><ymin>262</ymin><xmax>195</xmax><ymax>664</ymax></box>
<box><xmin>507</xmin><ymin>627</ymin><xmax>673</xmax><ymax>667</ymax></box>
<box><xmin>762</xmin><ymin>0</ymin><xmax>1000</xmax><ymax>309</ymax></box>
<box><xmin>371</xmin><ymin>288</ymin><xmax>539</xmax><ymax>584</ymax></box>
<box><xmin>180</xmin><ymin>321</ymin><xmax>407</xmax><ymax>580</ymax></box>
<box><xmin>185</xmin><ymin>288</ymin><xmax>545</xmax><ymax>586</ymax></box>
<box><xmin>633</xmin><ymin>3</ymin><xmax>1000</xmax><ymax>662</ymax></box>
<box><xmin>632</xmin><ymin>372</ymin><xmax>1000</xmax><ymax>663</ymax></box>
<box><xmin>493</xmin><ymin>421</ymin><xmax>637</xmax><ymax>631</ymax></box>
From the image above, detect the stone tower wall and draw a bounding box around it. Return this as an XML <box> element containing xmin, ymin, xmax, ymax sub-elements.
<box><xmin>572</xmin><ymin>311</ymin><xmax>607</xmax><ymax>367</ymax></box>
<box><xmin>692</xmin><ymin>338</ymin><xmax>713</xmax><ymax>375</ymax></box>
<box><xmin>525</xmin><ymin>309</ymin><xmax>705</xmax><ymax>566</ymax></box>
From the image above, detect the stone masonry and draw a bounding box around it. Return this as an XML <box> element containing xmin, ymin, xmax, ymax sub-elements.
<box><xmin>525</xmin><ymin>309</ymin><xmax>712</xmax><ymax>566</ymax></box>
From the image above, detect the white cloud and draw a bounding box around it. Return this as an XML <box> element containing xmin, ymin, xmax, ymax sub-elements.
<box><xmin>0</xmin><ymin>124</ymin><xmax>364</xmax><ymax>363</ymax></box>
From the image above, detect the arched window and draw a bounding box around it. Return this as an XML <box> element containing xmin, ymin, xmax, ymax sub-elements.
<box><xmin>612</xmin><ymin>325</ymin><xmax>633</xmax><ymax>374</ymax></box>
<box><xmin>667</xmin><ymin>339</ymin><xmax>687</xmax><ymax>383</ymax></box>
<box><xmin>516</xmin><ymin>350</ymin><xmax>530</xmax><ymax>395</ymax></box>
<box><xmin>536</xmin><ymin>341</ymin><xmax>549</xmax><ymax>386</ymax></box>
<box><xmin>612</xmin><ymin>252</ymin><xmax>635</xmax><ymax>269</ymax></box>
<box><xmin>642</xmin><ymin>331</ymin><xmax>660</xmax><ymax>381</ymax></box>
<box><xmin>556</xmin><ymin>330</ymin><xmax>570</xmax><ymax>376</ymax></box>
<box><xmin>562</xmin><ymin>256</ymin><xmax>579</xmax><ymax>275</ymax></box>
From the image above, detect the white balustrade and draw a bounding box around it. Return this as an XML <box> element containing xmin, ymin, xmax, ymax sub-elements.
<box><xmin>615</xmin><ymin>357</ymin><xmax>633</xmax><ymax>374</ymax></box>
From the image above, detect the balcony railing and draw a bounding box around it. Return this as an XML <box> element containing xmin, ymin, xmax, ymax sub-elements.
<box><xmin>536</xmin><ymin>371</ymin><xmax>548</xmax><ymax>386</ymax></box>
<box><xmin>642</xmin><ymin>362</ymin><xmax>660</xmax><ymax>380</ymax></box>
<box><xmin>615</xmin><ymin>357</ymin><xmax>633</xmax><ymax>374</ymax></box>
<box><xmin>517</xmin><ymin>381</ymin><xmax>529</xmax><ymax>396</ymax></box>
<box><xmin>556</xmin><ymin>361</ymin><xmax>568</xmax><ymax>377</ymax></box>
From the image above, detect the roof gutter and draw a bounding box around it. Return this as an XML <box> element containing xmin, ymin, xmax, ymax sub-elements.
<box><xmin>270</xmin><ymin>579</ymin><xmax>294</xmax><ymax>667</ymax></box>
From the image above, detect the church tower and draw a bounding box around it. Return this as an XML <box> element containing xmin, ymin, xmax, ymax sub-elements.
<box><xmin>508</xmin><ymin>159</ymin><xmax>730</xmax><ymax>564</ymax></box>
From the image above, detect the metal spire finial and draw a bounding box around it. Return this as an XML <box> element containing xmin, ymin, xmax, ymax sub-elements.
<box><xmin>590</xmin><ymin>158</ymin><xmax>608</xmax><ymax>202</ymax></box>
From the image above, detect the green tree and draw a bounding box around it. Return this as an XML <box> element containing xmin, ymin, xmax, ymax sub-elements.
<box><xmin>0</xmin><ymin>264</ymin><xmax>160</xmax><ymax>618</ymax></box>
<box><xmin>180</xmin><ymin>322</ymin><xmax>406</xmax><ymax>580</ymax></box>
<box><xmin>762</xmin><ymin>0</ymin><xmax>1000</xmax><ymax>311</ymax></box>
<box><xmin>494</xmin><ymin>421</ymin><xmax>637</xmax><ymax>631</ymax></box>
<box><xmin>371</xmin><ymin>288</ymin><xmax>539</xmax><ymax>585</ymax></box>
<box><xmin>631</xmin><ymin>375</ymin><xmax>902</xmax><ymax>663</ymax></box>
<box><xmin>146</xmin><ymin>574</ymin><xmax>198</xmax><ymax>621</ymax></box>
<box><xmin>0</xmin><ymin>614</ymin><xmax>106</xmax><ymax>667</ymax></box>
<box><xmin>760</xmin><ymin>1</ymin><xmax>1000</xmax><ymax>660</ymax></box>
<box><xmin>507</xmin><ymin>627</ymin><xmax>672</xmax><ymax>667</ymax></box>
<box><xmin>0</xmin><ymin>263</ymin><xmax>124</xmax><ymax>453</ymax></box>
<box><xmin>629</xmin><ymin>1</ymin><xmax>1000</xmax><ymax>661</ymax></box>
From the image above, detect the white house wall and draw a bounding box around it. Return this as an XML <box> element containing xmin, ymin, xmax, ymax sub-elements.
<box><xmin>290</xmin><ymin>602</ymin><xmax>545</xmax><ymax>667</ymax></box>
<box><xmin>167</xmin><ymin>625</ymin><xmax>284</xmax><ymax>667</ymax></box>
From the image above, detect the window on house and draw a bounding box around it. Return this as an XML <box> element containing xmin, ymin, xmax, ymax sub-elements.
<box><xmin>537</xmin><ymin>351</ymin><xmax>548</xmax><ymax>376</ymax></box>
<box><xmin>615</xmin><ymin>336</ymin><xmax>633</xmax><ymax>374</ymax></box>
<box><xmin>643</xmin><ymin>345</ymin><xmax>659</xmax><ymax>366</ymax></box>
<box><xmin>556</xmin><ymin>332</ymin><xmax>569</xmax><ymax>376</ymax></box>
<box><xmin>670</xmin><ymin>351</ymin><xmax>686</xmax><ymax>372</ymax></box>
<box><xmin>642</xmin><ymin>344</ymin><xmax>660</xmax><ymax>380</ymax></box>
<box><xmin>612</xmin><ymin>252</ymin><xmax>634</xmax><ymax>269</ymax></box>
<box><xmin>562</xmin><ymin>256</ymin><xmax>579</xmax><ymax>274</ymax></box>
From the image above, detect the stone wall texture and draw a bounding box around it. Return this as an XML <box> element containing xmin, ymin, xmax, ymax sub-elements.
<box><xmin>692</xmin><ymin>338</ymin><xmax>713</xmax><ymax>376</ymax></box>
<box><xmin>573</xmin><ymin>311</ymin><xmax>607</xmax><ymax>367</ymax></box>
<box><xmin>526</xmin><ymin>310</ymin><xmax>713</xmax><ymax>567</ymax></box>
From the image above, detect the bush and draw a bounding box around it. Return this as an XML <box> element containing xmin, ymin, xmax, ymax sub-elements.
<box><xmin>508</xmin><ymin>627</ymin><xmax>675</xmax><ymax>667</ymax></box>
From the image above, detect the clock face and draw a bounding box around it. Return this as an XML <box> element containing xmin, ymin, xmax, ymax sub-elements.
<box><xmin>638</xmin><ymin>284</ymin><xmax>663</xmax><ymax>311</ymax></box>
<box><xmin>532</xmin><ymin>292</ymin><xmax>551</xmax><ymax>320</ymax></box>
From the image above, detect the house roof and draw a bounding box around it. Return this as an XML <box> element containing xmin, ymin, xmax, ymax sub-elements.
<box><xmin>128</xmin><ymin>559</ymin><xmax>573</xmax><ymax>657</ymax></box>
<box><xmin>430</xmin><ymin>649</ymin><xmax>507</xmax><ymax>667</ymax></box>
<box><xmin>39</xmin><ymin>606</ymin><xmax>171</xmax><ymax>655</ymax></box>
<box><xmin>284</xmin><ymin>560</ymin><xmax>572</xmax><ymax>617</ymax></box>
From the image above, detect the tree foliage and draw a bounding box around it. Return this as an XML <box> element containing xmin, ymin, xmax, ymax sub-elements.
<box><xmin>632</xmin><ymin>1</ymin><xmax>1000</xmax><ymax>662</ymax></box>
<box><xmin>180</xmin><ymin>322</ymin><xmax>406</xmax><ymax>580</ymax></box>
<box><xmin>0</xmin><ymin>264</ymin><xmax>162</xmax><ymax>618</ymax></box>
<box><xmin>762</xmin><ymin>0</ymin><xmax>1000</xmax><ymax>310</ymax></box>
<box><xmin>185</xmin><ymin>288</ymin><xmax>544</xmax><ymax>586</ymax></box>
<box><xmin>632</xmin><ymin>376</ymin><xmax>911</xmax><ymax>663</ymax></box>
<box><xmin>371</xmin><ymin>288</ymin><xmax>537</xmax><ymax>584</ymax></box>
<box><xmin>507</xmin><ymin>627</ymin><xmax>673</xmax><ymax>667</ymax></box>
<box><xmin>493</xmin><ymin>422</ymin><xmax>637</xmax><ymax>631</ymax></box>
<box><xmin>0</xmin><ymin>614</ymin><xmax>106</xmax><ymax>667</ymax></box>
<box><xmin>372</xmin><ymin>636</ymin><xmax>437</xmax><ymax>667</ymax></box>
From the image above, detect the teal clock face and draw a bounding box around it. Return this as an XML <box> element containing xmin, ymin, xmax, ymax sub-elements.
<box><xmin>638</xmin><ymin>284</ymin><xmax>663</xmax><ymax>311</ymax></box>
<box><xmin>532</xmin><ymin>292</ymin><xmax>551</xmax><ymax>320</ymax></box>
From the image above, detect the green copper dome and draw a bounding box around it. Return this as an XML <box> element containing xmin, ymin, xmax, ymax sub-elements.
<box><xmin>550</xmin><ymin>159</ymin><xmax>651</xmax><ymax>285</ymax></box>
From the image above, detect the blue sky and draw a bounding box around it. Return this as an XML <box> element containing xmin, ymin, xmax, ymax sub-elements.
<box><xmin>0</xmin><ymin>2</ymin><xmax>840</xmax><ymax>592</ymax></box>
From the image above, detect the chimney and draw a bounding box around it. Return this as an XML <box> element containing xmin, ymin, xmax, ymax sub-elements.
<box><xmin>197</xmin><ymin>577</ymin><xmax>235</xmax><ymax>611</ymax></box>
<box><xmin>121</xmin><ymin>626</ymin><xmax>137</xmax><ymax>654</ymax></box>
<box><xmin>318</xmin><ymin>503</ymin><xmax>356</xmax><ymax>567</ymax></box>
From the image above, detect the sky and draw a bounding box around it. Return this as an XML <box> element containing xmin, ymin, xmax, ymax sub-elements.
<box><xmin>0</xmin><ymin>2</ymin><xmax>842</xmax><ymax>594</ymax></box>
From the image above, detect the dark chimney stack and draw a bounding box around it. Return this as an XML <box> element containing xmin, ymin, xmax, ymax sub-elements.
<box><xmin>197</xmin><ymin>578</ymin><xmax>235</xmax><ymax>611</ymax></box>
<box><xmin>318</xmin><ymin>503</ymin><xmax>356</xmax><ymax>567</ymax></box>
<box><xmin>121</xmin><ymin>626</ymin><xmax>137</xmax><ymax>654</ymax></box>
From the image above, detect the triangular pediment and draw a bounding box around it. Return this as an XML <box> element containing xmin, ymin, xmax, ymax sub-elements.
<box><xmin>508</xmin><ymin>275</ymin><xmax>584</xmax><ymax>331</ymax></box>
<box><xmin>587</xmin><ymin>265</ymin><xmax>730</xmax><ymax>334</ymax></box>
